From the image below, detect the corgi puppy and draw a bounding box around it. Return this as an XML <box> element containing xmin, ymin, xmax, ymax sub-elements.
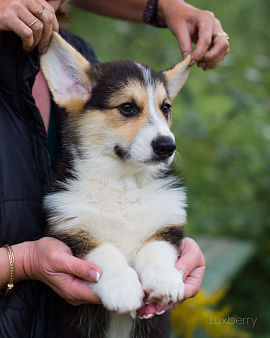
<box><xmin>41</xmin><ymin>32</ymin><xmax>190</xmax><ymax>338</ymax></box>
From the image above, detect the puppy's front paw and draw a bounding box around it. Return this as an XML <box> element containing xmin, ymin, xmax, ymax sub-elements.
<box><xmin>140</xmin><ymin>266</ymin><xmax>185</xmax><ymax>306</ymax></box>
<box><xmin>92</xmin><ymin>267</ymin><xmax>144</xmax><ymax>314</ymax></box>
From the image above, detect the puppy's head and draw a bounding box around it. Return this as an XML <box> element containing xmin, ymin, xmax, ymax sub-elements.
<box><xmin>41</xmin><ymin>33</ymin><xmax>190</xmax><ymax>166</ymax></box>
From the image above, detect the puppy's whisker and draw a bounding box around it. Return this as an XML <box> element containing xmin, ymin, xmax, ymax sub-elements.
<box><xmin>171</xmin><ymin>151</ymin><xmax>181</xmax><ymax>165</ymax></box>
<box><xmin>174</xmin><ymin>150</ymin><xmax>182</xmax><ymax>160</ymax></box>
<box><xmin>87</xmin><ymin>147</ymin><xmax>111</xmax><ymax>168</ymax></box>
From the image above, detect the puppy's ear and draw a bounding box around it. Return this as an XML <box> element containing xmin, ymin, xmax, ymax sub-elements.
<box><xmin>40</xmin><ymin>32</ymin><xmax>93</xmax><ymax>113</ymax></box>
<box><xmin>162</xmin><ymin>55</ymin><xmax>191</xmax><ymax>100</ymax></box>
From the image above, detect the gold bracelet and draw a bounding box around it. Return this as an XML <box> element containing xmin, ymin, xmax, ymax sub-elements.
<box><xmin>1</xmin><ymin>244</ymin><xmax>15</xmax><ymax>296</ymax></box>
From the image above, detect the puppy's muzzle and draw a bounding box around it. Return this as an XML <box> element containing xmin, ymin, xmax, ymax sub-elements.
<box><xmin>151</xmin><ymin>136</ymin><xmax>176</xmax><ymax>160</ymax></box>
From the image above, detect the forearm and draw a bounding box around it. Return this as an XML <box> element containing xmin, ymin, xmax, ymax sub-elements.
<box><xmin>0</xmin><ymin>242</ymin><xmax>33</xmax><ymax>290</ymax></box>
<box><xmin>72</xmin><ymin>0</ymin><xmax>148</xmax><ymax>23</ymax></box>
<box><xmin>72</xmin><ymin>0</ymin><xmax>188</xmax><ymax>27</ymax></box>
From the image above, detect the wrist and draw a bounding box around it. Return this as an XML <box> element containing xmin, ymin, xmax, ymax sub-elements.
<box><xmin>12</xmin><ymin>241</ymin><xmax>35</xmax><ymax>282</ymax></box>
<box><xmin>157</xmin><ymin>0</ymin><xmax>190</xmax><ymax>27</ymax></box>
<box><xmin>142</xmin><ymin>0</ymin><xmax>166</xmax><ymax>27</ymax></box>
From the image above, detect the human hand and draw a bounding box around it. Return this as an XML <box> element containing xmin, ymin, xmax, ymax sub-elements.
<box><xmin>0</xmin><ymin>0</ymin><xmax>62</xmax><ymax>53</ymax></box>
<box><xmin>158</xmin><ymin>0</ymin><xmax>230</xmax><ymax>70</ymax></box>
<box><xmin>137</xmin><ymin>237</ymin><xmax>205</xmax><ymax>318</ymax></box>
<box><xmin>24</xmin><ymin>237</ymin><xmax>102</xmax><ymax>306</ymax></box>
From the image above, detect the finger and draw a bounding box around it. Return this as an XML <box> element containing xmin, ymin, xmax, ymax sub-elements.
<box><xmin>201</xmin><ymin>17</ymin><xmax>229</xmax><ymax>68</ymax></box>
<box><xmin>57</xmin><ymin>254</ymin><xmax>102</xmax><ymax>283</ymax></box>
<box><xmin>66</xmin><ymin>279</ymin><xmax>102</xmax><ymax>305</ymax></box>
<box><xmin>28</xmin><ymin>18</ymin><xmax>44</xmax><ymax>51</ymax></box>
<box><xmin>53</xmin><ymin>277</ymin><xmax>102</xmax><ymax>305</ymax></box>
<box><xmin>139</xmin><ymin>303</ymin><xmax>156</xmax><ymax>319</ymax></box>
<box><xmin>202</xmin><ymin>47</ymin><xmax>230</xmax><ymax>70</ymax></box>
<box><xmin>52</xmin><ymin>13</ymin><xmax>59</xmax><ymax>32</ymax></box>
<box><xmin>191</xmin><ymin>12</ymin><xmax>215</xmax><ymax>62</ymax></box>
<box><xmin>18</xmin><ymin>8</ymin><xmax>43</xmax><ymax>50</ymax></box>
<box><xmin>26</xmin><ymin>1</ymin><xmax>59</xmax><ymax>53</ymax></box>
<box><xmin>156</xmin><ymin>303</ymin><xmax>173</xmax><ymax>314</ymax></box>
<box><xmin>202</xmin><ymin>56</ymin><xmax>223</xmax><ymax>70</ymax></box>
<box><xmin>33</xmin><ymin>3</ymin><xmax>59</xmax><ymax>52</ymax></box>
<box><xmin>137</xmin><ymin>304</ymin><xmax>146</xmax><ymax>317</ymax></box>
<box><xmin>35</xmin><ymin>8</ymin><xmax>55</xmax><ymax>53</ymax></box>
<box><xmin>183</xmin><ymin>274</ymin><xmax>204</xmax><ymax>300</ymax></box>
<box><xmin>38</xmin><ymin>1</ymin><xmax>59</xmax><ymax>31</ymax></box>
<box><xmin>175</xmin><ymin>237</ymin><xmax>205</xmax><ymax>280</ymax></box>
<box><xmin>7</xmin><ymin>17</ymin><xmax>34</xmax><ymax>51</ymax></box>
<box><xmin>174</xmin><ymin>23</ymin><xmax>193</xmax><ymax>59</ymax></box>
<box><xmin>203</xmin><ymin>37</ymin><xmax>229</xmax><ymax>65</ymax></box>
<box><xmin>27</xmin><ymin>0</ymin><xmax>56</xmax><ymax>19</ymax></box>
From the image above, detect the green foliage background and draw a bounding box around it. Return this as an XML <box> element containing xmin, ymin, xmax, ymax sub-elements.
<box><xmin>67</xmin><ymin>1</ymin><xmax>270</xmax><ymax>336</ymax></box>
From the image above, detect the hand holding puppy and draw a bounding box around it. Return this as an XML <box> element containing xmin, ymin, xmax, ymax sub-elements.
<box><xmin>138</xmin><ymin>237</ymin><xmax>206</xmax><ymax>318</ymax></box>
<box><xmin>0</xmin><ymin>0</ymin><xmax>60</xmax><ymax>53</ymax></box>
<box><xmin>158</xmin><ymin>0</ymin><xmax>230</xmax><ymax>70</ymax></box>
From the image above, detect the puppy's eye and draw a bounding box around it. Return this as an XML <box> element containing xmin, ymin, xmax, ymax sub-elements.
<box><xmin>161</xmin><ymin>103</ymin><xmax>171</xmax><ymax>118</ymax></box>
<box><xmin>118</xmin><ymin>103</ymin><xmax>139</xmax><ymax>117</ymax></box>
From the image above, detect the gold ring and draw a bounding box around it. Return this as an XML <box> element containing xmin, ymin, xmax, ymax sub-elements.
<box><xmin>28</xmin><ymin>18</ymin><xmax>38</xmax><ymax>27</ymax></box>
<box><xmin>36</xmin><ymin>6</ymin><xmax>45</xmax><ymax>17</ymax></box>
<box><xmin>213</xmin><ymin>32</ymin><xmax>229</xmax><ymax>40</ymax></box>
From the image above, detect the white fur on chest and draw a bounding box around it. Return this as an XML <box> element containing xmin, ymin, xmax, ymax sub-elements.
<box><xmin>45</xmin><ymin>168</ymin><xmax>186</xmax><ymax>264</ymax></box>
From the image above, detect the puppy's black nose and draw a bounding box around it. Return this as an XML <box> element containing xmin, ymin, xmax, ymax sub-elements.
<box><xmin>151</xmin><ymin>136</ymin><xmax>176</xmax><ymax>158</ymax></box>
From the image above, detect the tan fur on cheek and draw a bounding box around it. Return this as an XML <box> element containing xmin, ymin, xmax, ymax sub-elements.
<box><xmin>77</xmin><ymin>107</ymin><xmax>149</xmax><ymax>147</ymax></box>
<box><xmin>76</xmin><ymin>110</ymin><xmax>108</xmax><ymax>147</ymax></box>
<box><xmin>104</xmin><ymin>81</ymin><xmax>152</xmax><ymax>144</ymax></box>
<box><xmin>73</xmin><ymin>80</ymin><xmax>173</xmax><ymax>148</ymax></box>
<box><xmin>58</xmin><ymin>97</ymin><xmax>89</xmax><ymax>114</ymax></box>
<box><xmin>103</xmin><ymin>109</ymin><xmax>149</xmax><ymax>144</ymax></box>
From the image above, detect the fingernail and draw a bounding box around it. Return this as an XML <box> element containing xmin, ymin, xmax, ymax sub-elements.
<box><xmin>204</xmin><ymin>66</ymin><xmax>211</xmax><ymax>71</ymax></box>
<box><xmin>198</xmin><ymin>62</ymin><xmax>206</xmax><ymax>68</ymax></box>
<box><xmin>144</xmin><ymin>313</ymin><xmax>155</xmax><ymax>319</ymax></box>
<box><xmin>189</xmin><ymin>60</ymin><xmax>196</xmax><ymax>67</ymax></box>
<box><xmin>182</xmin><ymin>52</ymin><xmax>188</xmax><ymax>60</ymax></box>
<box><xmin>178</xmin><ymin>270</ymin><xmax>184</xmax><ymax>279</ymax></box>
<box><xmin>156</xmin><ymin>310</ymin><xmax>165</xmax><ymax>315</ymax></box>
<box><xmin>89</xmin><ymin>270</ymin><xmax>100</xmax><ymax>282</ymax></box>
<box><xmin>42</xmin><ymin>46</ymin><xmax>48</xmax><ymax>55</ymax></box>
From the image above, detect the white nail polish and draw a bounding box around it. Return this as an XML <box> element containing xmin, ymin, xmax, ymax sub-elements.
<box><xmin>96</xmin><ymin>272</ymin><xmax>101</xmax><ymax>282</ymax></box>
<box><xmin>156</xmin><ymin>310</ymin><xmax>165</xmax><ymax>315</ymax></box>
<box><xmin>144</xmin><ymin>313</ymin><xmax>154</xmax><ymax>319</ymax></box>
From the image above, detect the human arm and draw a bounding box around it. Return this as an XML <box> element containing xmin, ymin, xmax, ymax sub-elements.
<box><xmin>74</xmin><ymin>0</ymin><xmax>230</xmax><ymax>70</ymax></box>
<box><xmin>137</xmin><ymin>237</ymin><xmax>205</xmax><ymax>318</ymax></box>
<box><xmin>0</xmin><ymin>237</ymin><xmax>102</xmax><ymax>305</ymax></box>
<box><xmin>0</xmin><ymin>0</ymin><xmax>229</xmax><ymax>69</ymax></box>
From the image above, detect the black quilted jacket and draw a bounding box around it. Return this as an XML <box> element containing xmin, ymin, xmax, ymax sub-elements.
<box><xmin>0</xmin><ymin>28</ymin><xmax>97</xmax><ymax>337</ymax></box>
